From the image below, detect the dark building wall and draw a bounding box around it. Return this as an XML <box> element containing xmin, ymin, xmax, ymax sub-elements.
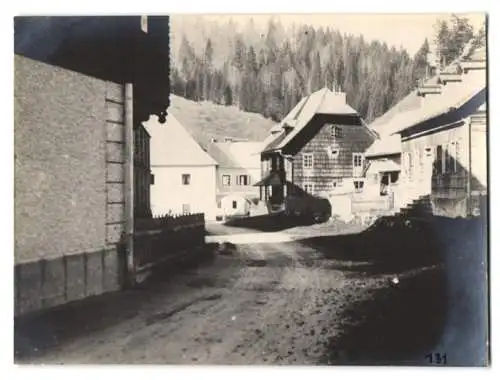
<box><xmin>292</xmin><ymin>115</ymin><xmax>375</xmax><ymax>194</ymax></box>
<box><xmin>134</xmin><ymin>125</ymin><xmax>152</xmax><ymax>218</ymax></box>
<box><xmin>14</xmin><ymin>56</ymin><xmax>127</xmax><ymax>316</ymax></box>
<box><xmin>15</xmin><ymin>55</ymin><xmax>107</xmax><ymax>263</ymax></box>
<box><xmin>14</xmin><ymin>16</ymin><xmax>170</xmax><ymax>123</ymax></box>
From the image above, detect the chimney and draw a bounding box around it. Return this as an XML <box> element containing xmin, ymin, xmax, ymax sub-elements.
<box><xmin>335</xmin><ymin>91</ymin><xmax>347</xmax><ymax>104</ymax></box>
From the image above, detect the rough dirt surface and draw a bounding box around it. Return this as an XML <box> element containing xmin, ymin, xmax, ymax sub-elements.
<box><xmin>15</xmin><ymin>216</ymin><xmax>486</xmax><ymax>366</ymax></box>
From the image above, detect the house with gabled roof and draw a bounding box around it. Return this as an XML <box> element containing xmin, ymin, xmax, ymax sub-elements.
<box><xmin>255</xmin><ymin>87</ymin><xmax>376</xmax><ymax>214</ymax></box>
<box><xmin>144</xmin><ymin>114</ymin><xmax>218</xmax><ymax>219</ymax></box>
<box><xmin>206</xmin><ymin>140</ymin><xmax>264</xmax><ymax>219</ymax></box>
<box><xmin>366</xmin><ymin>43</ymin><xmax>487</xmax><ymax>218</ymax></box>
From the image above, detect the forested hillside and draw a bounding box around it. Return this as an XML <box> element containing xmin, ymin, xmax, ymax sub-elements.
<box><xmin>169</xmin><ymin>94</ymin><xmax>275</xmax><ymax>147</ymax></box>
<box><xmin>170</xmin><ymin>15</ymin><xmax>485</xmax><ymax>124</ymax></box>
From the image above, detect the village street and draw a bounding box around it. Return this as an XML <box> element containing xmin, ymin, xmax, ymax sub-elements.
<box><xmin>15</xmin><ymin>221</ymin><xmax>449</xmax><ymax>365</ymax></box>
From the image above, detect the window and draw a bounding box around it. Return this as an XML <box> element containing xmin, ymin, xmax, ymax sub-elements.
<box><xmin>353</xmin><ymin>153</ymin><xmax>364</xmax><ymax>167</ymax></box>
<box><xmin>330</xmin><ymin>125</ymin><xmax>343</xmax><ymax>138</ymax></box>
<box><xmin>236</xmin><ymin>175</ymin><xmax>250</xmax><ymax>186</ymax></box>
<box><xmin>181</xmin><ymin>174</ymin><xmax>191</xmax><ymax>185</ymax></box>
<box><xmin>354</xmin><ymin>180</ymin><xmax>364</xmax><ymax>193</ymax></box>
<box><xmin>455</xmin><ymin>140</ymin><xmax>461</xmax><ymax>173</ymax></box>
<box><xmin>182</xmin><ymin>204</ymin><xmax>190</xmax><ymax>214</ymax></box>
<box><xmin>303</xmin><ymin>153</ymin><xmax>314</xmax><ymax>169</ymax></box>
<box><xmin>303</xmin><ymin>183</ymin><xmax>314</xmax><ymax>194</ymax></box>
<box><xmin>435</xmin><ymin>145</ymin><xmax>443</xmax><ymax>174</ymax></box>
<box><xmin>271</xmin><ymin>156</ymin><xmax>282</xmax><ymax>171</ymax></box>
<box><xmin>444</xmin><ymin>144</ymin><xmax>453</xmax><ymax>174</ymax></box>
<box><xmin>217</xmin><ymin>200</ymin><xmax>221</xmax><ymax>208</ymax></box>
<box><xmin>445</xmin><ymin>141</ymin><xmax>461</xmax><ymax>174</ymax></box>
<box><xmin>353</xmin><ymin>153</ymin><xmax>364</xmax><ymax>177</ymax></box>
<box><xmin>413</xmin><ymin>149</ymin><xmax>420</xmax><ymax>175</ymax></box>
<box><xmin>390</xmin><ymin>172</ymin><xmax>399</xmax><ymax>184</ymax></box>
<box><xmin>330</xmin><ymin>148</ymin><xmax>340</xmax><ymax>158</ymax></box>
<box><xmin>408</xmin><ymin>152</ymin><xmax>413</xmax><ymax>178</ymax></box>
<box><xmin>232</xmin><ymin>200</ymin><xmax>237</xmax><ymax>209</ymax></box>
<box><xmin>222</xmin><ymin>174</ymin><xmax>231</xmax><ymax>186</ymax></box>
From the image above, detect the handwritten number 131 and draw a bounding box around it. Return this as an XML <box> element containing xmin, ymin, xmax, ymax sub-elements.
<box><xmin>425</xmin><ymin>353</ymin><xmax>447</xmax><ymax>365</ymax></box>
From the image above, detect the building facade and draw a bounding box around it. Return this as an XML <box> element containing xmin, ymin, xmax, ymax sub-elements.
<box><xmin>399</xmin><ymin>101</ymin><xmax>487</xmax><ymax>218</ymax></box>
<box><xmin>206</xmin><ymin>141</ymin><xmax>263</xmax><ymax>219</ymax></box>
<box><xmin>14</xmin><ymin>16</ymin><xmax>170</xmax><ymax>316</ymax></box>
<box><xmin>369</xmin><ymin>44</ymin><xmax>487</xmax><ymax>218</ymax></box>
<box><xmin>364</xmin><ymin>134</ymin><xmax>402</xmax><ymax>197</ymax></box>
<box><xmin>145</xmin><ymin>114</ymin><xmax>218</xmax><ymax>219</ymax></box>
<box><xmin>15</xmin><ymin>56</ymin><xmax>130</xmax><ymax>315</ymax></box>
<box><xmin>256</xmin><ymin>87</ymin><xmax>375</xmax><ymax>213</ymax></box>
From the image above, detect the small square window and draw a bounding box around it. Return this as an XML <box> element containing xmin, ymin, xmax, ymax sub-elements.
<box><xmin>237</xmin><ymin>175</ymin><xmax>249</xmax><ymax>186</ymax></box>
<box><xmin>303</xmin><ymin>153</ymin><xmax>314</xmax><ymax>169</ymax></box>
<box><xmin>222</xmin><ymin>175</ymin><xmax>231</xmax><ymax>186</ymax></box>
<box><xmin>353</xmin><ymin>153</ymin><xmax>364</xmax><ymax>167</ymax></box>
<box><xmin>232</xmin><ymin>200</ymin><xmax>237</xmax><ymax>209</ymax></box>
<box><xmin>354</xmin><ymin>180</ymin><xmax>364</xmax><ymax>193</ymax></box>
<box><xmin>331</xmin><ymin>125</ymin><xmax>343</xmax><ymax>138</ymax></box>
<box><xmin>182</xmin><ymin>174</ymin><xmax>191</xmax><ymax>185</ymax></box>
<box><xmin>303</xmin><ymin>183</ymin><xmax>314</xmax><ymax>194</ymax></box>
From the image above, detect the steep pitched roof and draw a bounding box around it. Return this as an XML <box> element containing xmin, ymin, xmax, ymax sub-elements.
<box><xmin>262</xmin><ymin>87</ymin><xmax>360</xmax><ymax>154</ymax></box>
<box><xmin>370</xmin><ymin>44</ymin><xmax>487</xmax><ymax>137</ymax></box>
<box><xmin>385</xmin><ymin>69</ymin><xmax>484</xmax><ymax>136</ymax></box>
<box><xmin>144</xmin><ymin>114</ymin><xmax>216</xmax><ymax>167</ymax></box>
<box><xmin>205</xmin><ymin>141</ymin><xmax>263</xmax><ymax>169</ymax></box>
<box><xmin>365</xmin><ymin>134</ymin><xmax>402</xmax><ymax>158</ymax></box>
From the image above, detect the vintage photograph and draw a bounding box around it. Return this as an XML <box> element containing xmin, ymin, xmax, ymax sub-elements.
<box><xmin>13</xmin><ymin>13</ymin><xmax>488</xmax><ymax>366</ymax></box>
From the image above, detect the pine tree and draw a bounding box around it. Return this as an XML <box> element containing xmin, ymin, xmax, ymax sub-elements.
<box><xmin>202</xmin><ymin>38</ymin><xmax>214</xmax><ymax>101</ymax></box>
<box><xmin>223</xmin><ymin>83</ymin><xmax>233</xmax><ymax>106</ymax></box>
<box><xmin>308</xmin><ymin>51</ymin><xmax>322</xmax><ymax>93</ymax></box>
<box><xmin>171</xmin><ymin>16</ymin><xmax>442</xmax><ymax>123</ymax></box>
<box><xmin>473</xmin><ymin>19</ymin><xmax>486</xmax><ymax>49</ymax></box>
<box><xmin>434</xmin><ymin>19</ymin><xmax>452</xmax><ymax>65</ymax></box>
<box><xmin>413</xmin><ymin>38</ymin><xmax>430</xmax><ymax>80</ymax></box>
<box><xmin>448</xmin><ymin>14</ymin><xmax>475</xmax><ymax>60</ymax></box>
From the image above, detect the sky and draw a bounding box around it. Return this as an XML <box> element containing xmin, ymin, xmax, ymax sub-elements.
<box><xmin>178</xmin><ymin>13</ymin><xmax>486</xmax><ymax>56</ymax></box>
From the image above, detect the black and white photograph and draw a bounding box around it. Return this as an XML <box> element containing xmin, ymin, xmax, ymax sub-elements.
<box><xmin>11</xmin><ymin>10</ymin><xmax>490</xmax><ymax>368</ymax></box>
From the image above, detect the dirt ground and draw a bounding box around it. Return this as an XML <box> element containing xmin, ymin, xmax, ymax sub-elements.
<box><xmin>15</xmin><ymin>218</ymin><xmax>453</xmax><ymax>365</ymax></box>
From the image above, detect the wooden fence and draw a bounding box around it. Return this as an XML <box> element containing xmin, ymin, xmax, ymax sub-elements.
<box><xmin>133</xmin><ymin>213</ymin><xmax>205</xmax><ymax>271</ymax></box>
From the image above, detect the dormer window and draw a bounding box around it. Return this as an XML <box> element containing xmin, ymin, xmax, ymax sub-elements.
<box><xmin>331</xmin><ymin>125</ymin><xmax>343</xmax><ymax>139</ymax></box>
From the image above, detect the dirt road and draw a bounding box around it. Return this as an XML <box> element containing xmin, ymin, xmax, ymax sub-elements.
<box><xmin>15</xmin><ymin>224</ymin><xmax>446</xmax><ymax>365</ymax></box>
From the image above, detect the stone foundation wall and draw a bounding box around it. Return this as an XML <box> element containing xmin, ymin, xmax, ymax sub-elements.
<box><xmin>15</xmin><ymin>248</ymin><xmax>124</xmax><ymax>317</ymax></box>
